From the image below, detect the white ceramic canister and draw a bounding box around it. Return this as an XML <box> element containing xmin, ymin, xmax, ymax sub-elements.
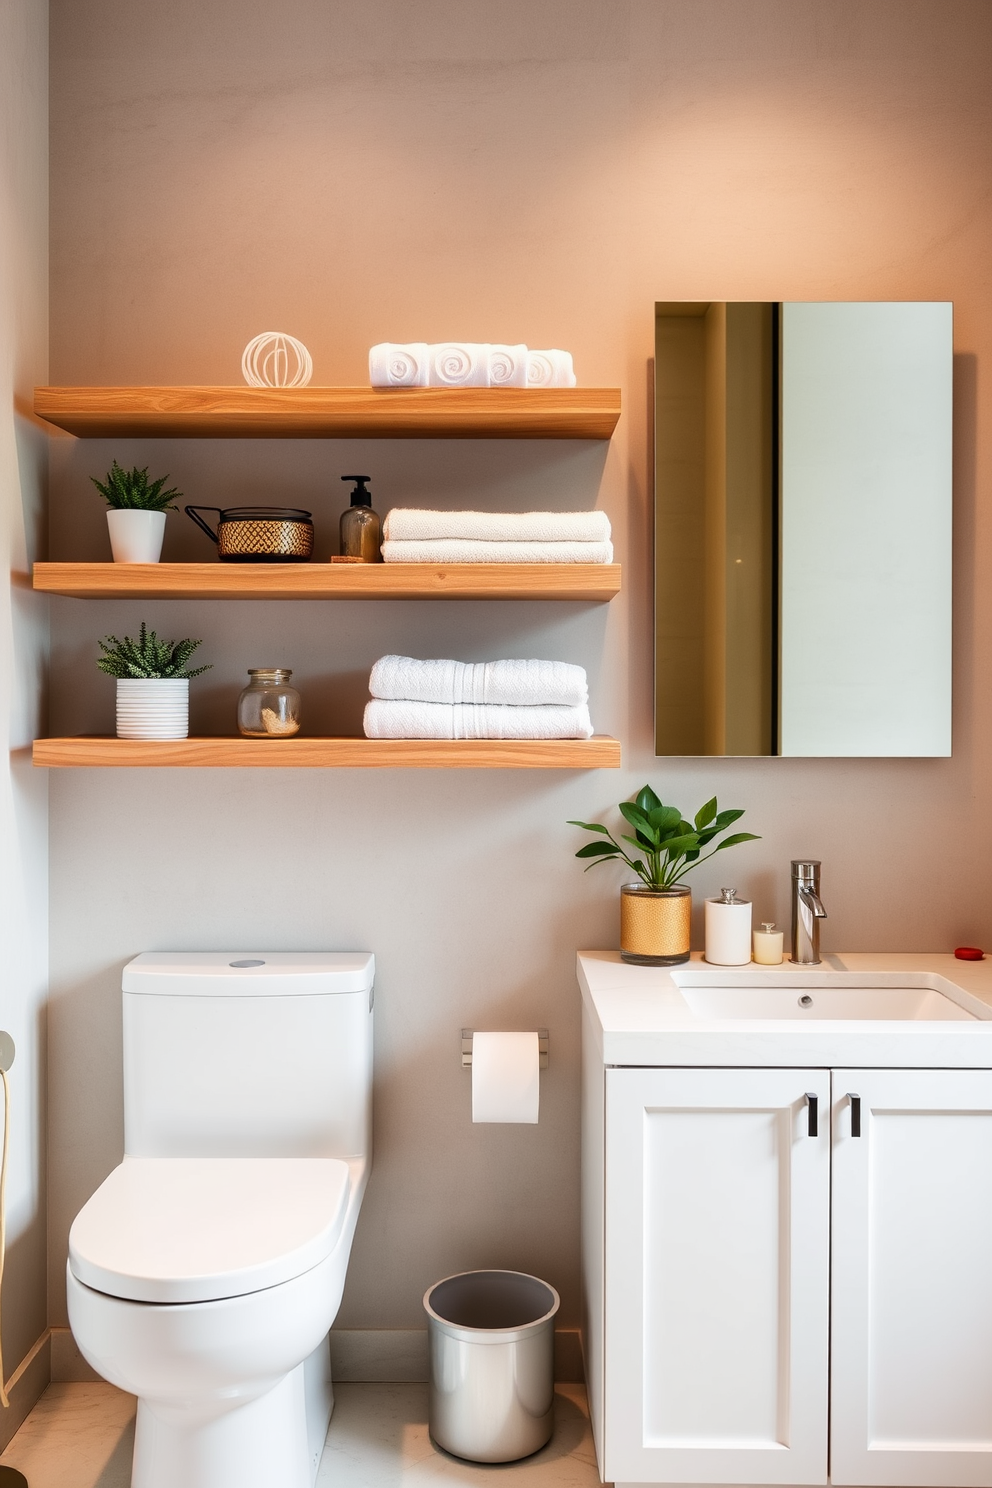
<box><xmin>704</xmin><ymin>888</ymin><xmax>752</xmax><ymax>966</ymax></box>
<box><xmin>115</xmin><ymin>678</ymin><xmax>189</xmax><ymax>739</ymax></box>
<box><xmin>106</xmin><ymin>509</ymin><xmax>167</xmax><ymax>563</ymax></box>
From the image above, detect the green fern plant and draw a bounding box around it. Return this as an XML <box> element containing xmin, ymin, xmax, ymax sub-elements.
<box><xmin>97</xmin><ymin>623</ymin><xmax>211</xmax><ymax>680</ymax></box>
<box><xmin>91</xmin><ymin>460</ymin><xmax>181</xmax><ymax>511</ymax></box>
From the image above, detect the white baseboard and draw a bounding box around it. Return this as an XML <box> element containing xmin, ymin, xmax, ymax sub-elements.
<box><xmin>329</xmin><ymin>1328</ymin><xmax>584</xmax><ymax>1383</ymax></box>
<box><xmin>51</xmin><ymin>1323</ymin><xmax>586</xmax><ymax>1389</ymax></box>
<box><xmin>0</xmin><ymin>1328</ymin><xmax>51</xmax><ymax>1451</ymax></box>
<box><xmin>51</xmin><ymin>1327</ymin><xmax>101</xmax><ymax>1383</ymax></box>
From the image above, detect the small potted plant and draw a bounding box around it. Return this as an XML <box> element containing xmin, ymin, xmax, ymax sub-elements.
<box><xmin>91</xmin><ymin>460</ymin><xmax>182</xmax><ymax>563</ymax></box>
<box><xmin>97</xmin><ymin>623</ymin><xmax>211</xmax><ymax>739</ymax></box>
<box><xmin>570</xmin><ymin>786</ymin><xmax>759</xmax><ymax>965</ymax></box>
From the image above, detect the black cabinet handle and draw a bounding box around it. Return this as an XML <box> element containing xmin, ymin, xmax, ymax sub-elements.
<box><xmin>805</xmin><ymin>1092</ymin><xmax>818</xmax><ymax>1137</ymax></box>
<box><xmin>848</xmin><ymin>1093</ymin><xmax>861</xmax><ymax>1137</ymax></box>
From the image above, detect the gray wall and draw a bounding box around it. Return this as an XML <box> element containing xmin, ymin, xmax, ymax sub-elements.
<box><xmin>0</xmin><ymin>0</ymin><xmax>49</xmax><ymax>1373</ymax></box>
<box><xmin>47</xmin><ymin>0</ymin><xmax>992</xmax><ymax>1331</ymax></box>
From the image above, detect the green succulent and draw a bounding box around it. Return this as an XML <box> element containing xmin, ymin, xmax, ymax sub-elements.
<box><xmin>97</xmin><ymin>623</ymin><xmax>211</xmax><ymax>680</ymax></box>
<box><xmin>91</xmin><ymin>460</ymin><xmax>181</xmax><ymax>511</ymax></box>
<box><xmin>569</xmin><ymin>785</ymin><xmax>759</xmax><ymax>889</ymax></box>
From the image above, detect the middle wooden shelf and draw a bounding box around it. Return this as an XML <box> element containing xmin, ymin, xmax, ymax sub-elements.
<box><xmin>32</xmin><ymin>561</ymin><xmax>621</xmax><ymax>602</ymax></box>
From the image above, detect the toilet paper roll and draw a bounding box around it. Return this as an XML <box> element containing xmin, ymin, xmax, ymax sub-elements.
<box><xmin>471</xmin><ymin>1032</ymin><xmax>540</xmax><ymax>1124</ymax></box>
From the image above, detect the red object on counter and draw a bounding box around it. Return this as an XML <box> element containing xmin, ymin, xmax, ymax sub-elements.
<box><xmin>954</xmin><ymin>946</ymin><xmax>985</xmax><ymax>960</ymax></box>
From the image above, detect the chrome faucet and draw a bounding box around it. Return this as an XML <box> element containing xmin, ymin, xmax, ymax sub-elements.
<box><xmin>791</xmin><ymin>860</ymin><xmax>827</xmax><ymax>965</ymax></box>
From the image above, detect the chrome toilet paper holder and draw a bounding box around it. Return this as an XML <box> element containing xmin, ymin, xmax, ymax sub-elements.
<box><xmin>462</xmin><ymin>1030</ymin><xmax>549</xmax><ymax>1069</ymax></box>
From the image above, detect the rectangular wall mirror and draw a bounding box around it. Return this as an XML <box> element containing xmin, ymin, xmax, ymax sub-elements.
<box><xmin>654</xmin><ymin>301</ymin><xmax>952</xmax><ymax>757</ymax></box>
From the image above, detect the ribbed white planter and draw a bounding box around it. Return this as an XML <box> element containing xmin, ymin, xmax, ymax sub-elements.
<box><xmin>116</xmin><ymin>678</ymin><xmax>189</xmax><ymax>739</ymax></box>
<box><xmin>107</xmin><ymin>509</ymin><xmax>167</xmax><ymax>563</ymax></box>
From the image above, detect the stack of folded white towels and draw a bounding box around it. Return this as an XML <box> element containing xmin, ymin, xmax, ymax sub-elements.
<box><xmin>381</xmin><ymin>509</ymin><xmax>613</xmax><ymax>565</ymax></box>
<box><xmin>363</xmin><ymin>656</ymin><xmax>594</xmax><ymax>740</ymax></box>
<box><xmin>369</xmin><ymin>343</ymin><xmax>576</xmax><ymax>388</ymax></box>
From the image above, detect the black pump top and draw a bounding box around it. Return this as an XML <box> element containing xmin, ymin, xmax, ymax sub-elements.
<box><xmin>342</xmin><ymin>475</ymin><xmax>373</xmax><ymax>507</ymax></box>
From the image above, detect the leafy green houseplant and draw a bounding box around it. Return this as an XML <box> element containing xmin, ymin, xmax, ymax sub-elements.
<box><xmin>98</xmin><ymin>624</ymin><xmax>210</xmax><ymax>741</ymax></box>
<box><xmin>570</xmin><ymin>785</ymin><xmax>759</xmax><ymax>966</ymax></box>
<box><xmin>93</xmin><ymin>461</ymin><xmax>182</xmax><ymax>563</ymax></box>
<box><xmin>91</xmin><ymin>461</ymin><xmax>182</xmax><ymax>511</ymax></box>
<box><xmin>97</xmin><ymin>623</ymin><xmax>210</xmax><ymax>680</ymax></box>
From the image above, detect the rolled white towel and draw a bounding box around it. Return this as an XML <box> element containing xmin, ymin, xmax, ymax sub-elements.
<box><xmin>369</xmin><ymin>343</ymin><xmax>430</xmax><ymax>387</ymax></box>
<box><xmin>430</xmin><ymin>343</ymin><xmax>490</xmax><ymax>387</ymax></box>
<box><xmin>381</xmin><ymin>537</ymin><xmax>613</xmax><ymax>564</ymax></box>
<box><xmin>370</xmin><ymin>656</ymin><xmax>588</xmax><ymax>708</ymax></box>
<box><xmin>382</xmin><ymin>509</ymin><xmax>611</xmax><ymax>543</ymax></box>
<box><xmin>526</xmin><ymin>349</ymin><xmax>577</xmax><ymax>388</ymax></box>
<box><xmin>363</xmin><ymin>699</ymin><xmax>594</xmax><ymax>740</ymax></box>
<box><xmin>488</xmin><ymin>344</ymin><xmax>529</xmax><ymax>387</ymax></box>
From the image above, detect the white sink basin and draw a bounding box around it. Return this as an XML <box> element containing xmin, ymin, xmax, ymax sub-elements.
<box><xmin>578</xmin><ymin>953</ymin><xmax>992</xmax><ymax>1068</ymax></box>
<box><xmin>676</xmin><ymin>981</ymin><xmax>975</xmax><ymax>1021</ymax></box>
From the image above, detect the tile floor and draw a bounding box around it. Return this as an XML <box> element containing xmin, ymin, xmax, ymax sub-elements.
<box><xmin>0</xmin><ymin>1381</ymin><xmax>605</xmax><ymax>1488</ymax></box>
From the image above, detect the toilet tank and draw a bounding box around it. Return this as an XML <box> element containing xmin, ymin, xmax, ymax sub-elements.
<box><xmin>121</xmin><ymin>952</ymin><xmax>374</xmax><ymax>1159</ymax></box>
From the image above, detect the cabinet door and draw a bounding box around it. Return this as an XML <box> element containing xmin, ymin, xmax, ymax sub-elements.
<box><xmin>605</xmin><ymin>1067</ymin><xmax>830</xmax><ymax>1484</ymax></box>
<box><xmin>831</xmin><ymin>1069</ymin><xmax>992</xmax><ymax>1487</ymax></box>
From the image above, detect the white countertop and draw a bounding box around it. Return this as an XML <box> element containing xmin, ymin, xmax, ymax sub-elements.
<box><xmin>577</xmin><ymin>951</ymin><xmax>992</xmax><ymax>1068</ymax></box>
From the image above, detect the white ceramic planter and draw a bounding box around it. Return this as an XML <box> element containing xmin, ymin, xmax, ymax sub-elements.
<box><xmin>107</xmin><ymin>509</ymin><xmax>167</xmax><ymax>563</ymax></box>
<box><xmin>116</xmin><ymin>678</ymin><xmax>189</xmax><ymax>739</ymax></box>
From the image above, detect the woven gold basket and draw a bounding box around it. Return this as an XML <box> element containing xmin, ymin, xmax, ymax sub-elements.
<box><xmin>185</xmin><ymin>505</ymin><xmax>314</xmax><ymax>562</ymax></box>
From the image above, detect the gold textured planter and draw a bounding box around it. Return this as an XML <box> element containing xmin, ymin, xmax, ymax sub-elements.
<box><xmin>620</xmin><ymin>883</ymin><xmax>691</xmax><ymax>965</ymax></box>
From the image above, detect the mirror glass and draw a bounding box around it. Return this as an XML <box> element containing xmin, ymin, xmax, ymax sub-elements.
<box><xmin>654</xmin><ymin>301</ymin><xmax>952</xmax><ymax>757</ymax></box>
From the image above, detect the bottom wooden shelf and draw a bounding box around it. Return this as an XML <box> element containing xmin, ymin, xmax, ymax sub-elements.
<box><xmin>33</xmin><ymin>735</ymin><xmax>621</xmax><ymax>770</ymax></box>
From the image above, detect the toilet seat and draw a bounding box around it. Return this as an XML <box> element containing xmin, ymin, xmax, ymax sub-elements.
<box><xmin>68</xmin><ymin>1156</ymin><xmax>350</xmax><ymax>1304</ymax></box>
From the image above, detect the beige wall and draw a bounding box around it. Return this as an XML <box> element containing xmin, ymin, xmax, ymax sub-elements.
<box><xmin>47</xmin><ymin>0</ymin><xmax>992</xmax><ymax>1331</ymax></box>
<box><xmin>0</xmin><ymin>0</ymin><xmax>49</xmax><ymax>1374</ymax></box>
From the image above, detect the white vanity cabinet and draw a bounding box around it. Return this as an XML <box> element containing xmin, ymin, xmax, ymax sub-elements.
<box><xmin>598</xmin><ymin>1064</ymin><xmax>992</xmax><ymax>1488</ymax></box>
<box><xmin>579</xmin><ymin>954</ymin><xmax>992</xmax><ymax>1488</ymax></box>
<box><xmin>603</xmin><ymin>1066</ymin><xmax>830</xmax><ymax>1486</ymax></box>
<box><xmin>830</xmin><ymin>1069</ymin><xmax>992</xmax><ymax>1488</ymax></box>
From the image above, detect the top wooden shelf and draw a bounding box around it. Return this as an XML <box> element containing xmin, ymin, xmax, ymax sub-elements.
<box><xmin>33</xmin><ymin>386</ymin><xmax>622</xmax><ymax>440</ymax></box>
<box><xmin>32</xmin><ymin>561</ymin><xmax>620</xmax><ymax>602</ymax></box>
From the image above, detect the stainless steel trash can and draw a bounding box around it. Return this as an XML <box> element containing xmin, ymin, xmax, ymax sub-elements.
<box><xmin>424</xmin><ymin>1269</ymin><xmax>560</xmax><ymax>1463</ymax></box>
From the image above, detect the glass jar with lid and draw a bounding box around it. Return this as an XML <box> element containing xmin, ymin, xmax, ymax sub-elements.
<box><xmin>237</xmin><ymin>668</ymin><xmax>301</xmax><ymax>737</ymax></box>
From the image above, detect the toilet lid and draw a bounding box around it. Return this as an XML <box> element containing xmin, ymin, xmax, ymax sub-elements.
<box><xmin>68</xmin><ymin>1156</ymin><xmax>351</xmax><ymax>1304</ymax></box>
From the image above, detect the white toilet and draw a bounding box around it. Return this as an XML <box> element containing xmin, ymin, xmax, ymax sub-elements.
<box><xmin>66</xmin><ymin>951</ymin><xmax>374</xmax><ymax>1488</ymax></box>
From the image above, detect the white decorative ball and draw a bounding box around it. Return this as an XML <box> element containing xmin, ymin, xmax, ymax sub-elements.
<box><xmin>241</xmin><ymin>332</ymin><xmax>313</xmax><ymax>388</ymax></box>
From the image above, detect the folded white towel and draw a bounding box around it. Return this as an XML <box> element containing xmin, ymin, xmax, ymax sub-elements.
<box><xmin>363</xmin><ymin>699</ymin><xmax>593</xmax><ymax>740</ymax></box>
<box><xmin>382</xmin><ymin>509</ymin><xmax>611</xmax><ymax>543</ymax></box>
<box><xmin>430</xmin><ymin>343</ymin><xmax>490</xmax><ymax>387</ymax></box>
<box><xmin>369</xmin><ymin>343</ymin><xmax>579</xmax><ymax>388</ymax></box>
<box><xmin>526</xmin><ymin>349</ymin><xmax>577</xmax><ymax>388</ymax></box>
<box><xmin>381</xmin><ymin>537</ymin><xmax>614</xmax><ymax>564</ymax></box>
<box><xmin>488</xmin><ymin>344</ymin><xmax>529</xmax><ymax>387</ymax></box>
<box><xmin>369</xmin><ymin>343</ymin><xmax>430</xmax><ymax>387</ymax></box>
<box><xmin>370</xmin><ymin>656</ymin><xmax>588</xmax><ymax>708</ymax></box>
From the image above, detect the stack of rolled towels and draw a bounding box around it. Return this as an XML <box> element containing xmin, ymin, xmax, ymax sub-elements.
<box><xmin>363</xmin><ymin>656</ymin><xmax>594</xmax><ymax>740</ymax></box>
<box><xmin>381</xmin><ymin>509</ymin><xmax>613</xmax><ymax>564</ymax></box>
<box><xmin>369</xmin><ymin>343</ymin><xmax>576</xmax><ymax>388</ymax></box>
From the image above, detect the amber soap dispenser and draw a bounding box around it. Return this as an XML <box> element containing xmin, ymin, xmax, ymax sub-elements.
<box><xmin>339</xmin><ymin>475</ymin><xmax>382</xmax><ymax>562</ymax></box>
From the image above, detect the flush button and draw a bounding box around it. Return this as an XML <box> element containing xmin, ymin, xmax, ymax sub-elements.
<box><xmin>229</xmin><ymin>959</ymin><xmax>265</xmax><ymax>968</ymax></box>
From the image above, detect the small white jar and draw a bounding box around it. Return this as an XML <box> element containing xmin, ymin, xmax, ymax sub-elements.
<box><xmin>704</xmin><ymin>888</ymin><xmax>752</xmax><ymax>966</ymax></box>
<box><xmin>753</xmin><ymin>922</ymin><xmax>785</xmax><ymax>965</ymax></box>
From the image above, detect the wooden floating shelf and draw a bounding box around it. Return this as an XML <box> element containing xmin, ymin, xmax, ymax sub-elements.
<box><xmin>32</xmin><ymin>736</ymin><xmax>621</xmax><ymax>770</ymax></box>
<box><xmin>33</xmin><ymin>386</ymin><xmax>622</xmax><ymax>440</ymax></box>
<box><xmin>32</xmin><ymin>561</ymin><xmax>621</xmax><ymax>602</ymax></box>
